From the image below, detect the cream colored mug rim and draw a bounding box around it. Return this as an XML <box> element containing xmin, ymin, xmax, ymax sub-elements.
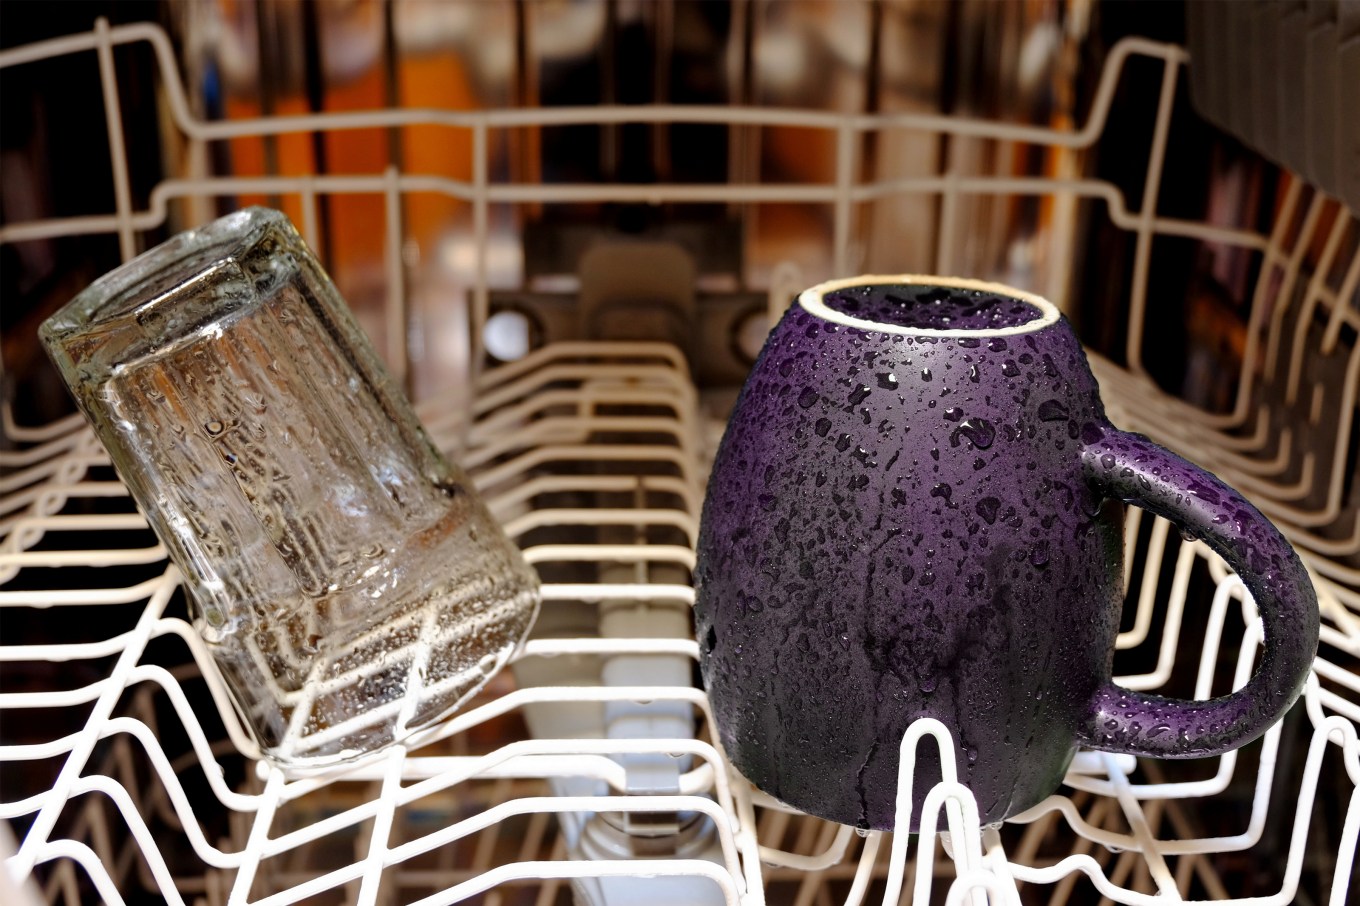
<box><xmin>797</xmin><ymin>274</ymin><xmax>1061</xmax><ymax>337</ymax></box>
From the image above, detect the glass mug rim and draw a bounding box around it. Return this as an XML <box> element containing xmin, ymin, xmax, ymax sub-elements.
<box><xmin>798</xmin><ymin>273</ymin><xmax>1062</xmax><ymax>338</ymax></box>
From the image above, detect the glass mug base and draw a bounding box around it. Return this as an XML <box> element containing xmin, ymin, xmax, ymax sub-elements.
<box><xmin>42</xmin><ymin>208</ymin><xmax>540</xmax><ymax>768</ymax></box>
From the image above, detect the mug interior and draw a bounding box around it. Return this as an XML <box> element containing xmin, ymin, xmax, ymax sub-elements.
<box><xmin>822</xmin><ymin>282</ymin><xmax>1041</xmax><ymax>331</ymax></box>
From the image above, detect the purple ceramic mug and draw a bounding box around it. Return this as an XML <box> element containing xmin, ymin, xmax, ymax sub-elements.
<box><xmin>694</xmin><ymin>275</ymin><xmax>1318</xmax><ymax>831</ymax></box>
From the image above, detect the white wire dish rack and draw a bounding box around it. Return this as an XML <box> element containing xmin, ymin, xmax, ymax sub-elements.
<box><xmin>1</xmin><ymin>18</ymin><xmax>1358</xmax><ymax>906</ymax></box>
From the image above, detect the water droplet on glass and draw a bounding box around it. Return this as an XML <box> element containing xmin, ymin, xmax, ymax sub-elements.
<box><xmin>205</xmin><ymin>419</ymin><xmax>225</xmax><ymax>436</ymax></box>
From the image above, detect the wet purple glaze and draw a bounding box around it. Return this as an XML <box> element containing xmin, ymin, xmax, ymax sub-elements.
<box><xmin>694</xmin><ymin>279</ymin><xmax>1318</xmax><ymax>831</ymax></box>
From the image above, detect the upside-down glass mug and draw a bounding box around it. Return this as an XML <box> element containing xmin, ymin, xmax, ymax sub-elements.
<box><xmin>41</xmin><ymin>208</ymin><xmax>540</xmax><ymax>767</ymax></box>
<box><xmin>694</xmin><ymin>275</ymin><xmax>1318</xmax><ymax>831</ymax></box>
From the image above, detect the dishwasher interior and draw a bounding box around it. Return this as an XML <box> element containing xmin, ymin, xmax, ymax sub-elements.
<box><xmin>0</xmin><ymin>3</ymin><xmax>1357</xmax><ymax>904</ymax></box>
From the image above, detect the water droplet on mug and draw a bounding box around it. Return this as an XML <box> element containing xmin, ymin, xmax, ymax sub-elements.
<box><xmin>1029</xmin><ymin>541</ymin><xmax>1050</xmax><ymax>567</ymax></box>
<box><xmin>877</xmin><ymin>372</ymin><xmax>898</xmax><ymax>390</ymax></box>
<box><xmin>848</xmin><ymin>384</ymin><xmax>871</xmax><ymax>405</ymax></box>
<box><xmin>921</xmin><ymin>368</ymin><xmax>933</xmax><ymax>382</ymax></box>
<box><xmin>814</xmin><ymin>417</ymin><xmax>832</xmax><ymax>437</ymax></box>
<box><xmin>798</xmin><ymin>387</ymin><xmax>819</xmax><ymax>409</ymax></box>
<box><xmin>1001</xmin><ymin>360</ymin><xmax>1020</xmax><ymax>378</ymax></box>
<box><xmin>1037</xmin><ymin>399</ymin><xmax>1069</xmax><ymax>422</ymax></box>
<box><xmin>950</xmin><ymin>417</ymin><xmax>996</xmax><ymax>450</ymax></box>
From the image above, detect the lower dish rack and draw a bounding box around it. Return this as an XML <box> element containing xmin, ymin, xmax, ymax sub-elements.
<box><xmin>2</xmin><ymin>340</ymin><xmax>1356</xmax><ymax>906</ymax></box>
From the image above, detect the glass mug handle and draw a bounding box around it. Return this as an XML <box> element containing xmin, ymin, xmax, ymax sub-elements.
<box><xmin>1078</xmin><ymin>429</ymin><xmax>1319</xmax><ymax>758</ymax></box>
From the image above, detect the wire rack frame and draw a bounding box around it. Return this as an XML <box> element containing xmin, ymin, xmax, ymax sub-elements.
<box><xmin>0</xmin><ymin>15</ymin><xmax>1357</xmax><ymax>906</ymax></box>
<box><xmin>2</xmin><ymin>345</ymin><xmax>1357</xmax><ymax>906</ymax></box>
<box><xmin>0</xmin><ymin>21</ymin><xmax>1285</xmax><ymax>383</ymax></box>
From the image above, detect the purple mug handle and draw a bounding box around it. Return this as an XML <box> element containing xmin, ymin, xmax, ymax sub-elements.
<box><xmin>1079</xmin><ymin>429</ymin><xmax>1318</xmax><ymax>758</ymax></box>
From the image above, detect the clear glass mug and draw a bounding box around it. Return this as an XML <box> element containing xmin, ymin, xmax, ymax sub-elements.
<box><xmin>40</xmin><ymin>208</ymin><xmax>540</xmax><ymax>767</ymax></box>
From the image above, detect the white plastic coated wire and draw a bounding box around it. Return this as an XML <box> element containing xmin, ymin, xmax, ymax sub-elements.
<box><xmin>1</xmin><ymin>16</ymin><xmax>1358</xmax><ymax>906</ymax></box>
